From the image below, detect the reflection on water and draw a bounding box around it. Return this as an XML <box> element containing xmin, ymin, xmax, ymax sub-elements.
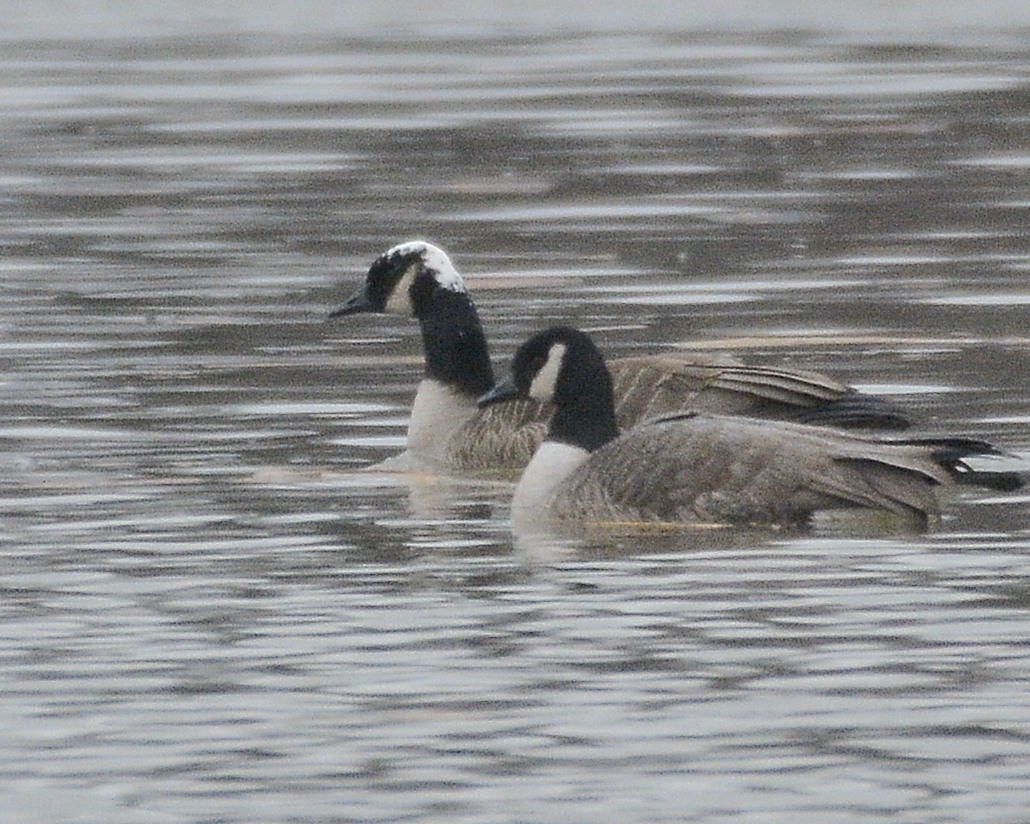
<box><xmin>0</xmin><ymin>17</ymin><xmax>1028</xmax><ymax>824</ymax></box>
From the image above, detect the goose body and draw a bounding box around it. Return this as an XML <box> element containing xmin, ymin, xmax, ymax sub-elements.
<box><xmin>480</xmin><ymin>327</ymin><xmax>1022</xmax><ymax>532</ymax></box>
<box><xmin>330</xmin><ymin>240</ymin><xmax>909</xmax><ymax>475</ymax></box>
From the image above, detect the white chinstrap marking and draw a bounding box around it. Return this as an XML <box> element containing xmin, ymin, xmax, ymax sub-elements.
<box><xmin>528</xmin><ymin>342</ymin><xmax>566</xmax><ymax>402</ymax></box>
<box><xmin>384</xmin><ymin>263</ymin><xmax>416</xmax><ymax>314</ymax></box>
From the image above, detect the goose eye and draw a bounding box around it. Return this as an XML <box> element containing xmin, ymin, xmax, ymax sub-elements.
<box><xmin>527</xmin><ymin>353</ymin><xmax>548</xmax><ymax>374</ymax></box>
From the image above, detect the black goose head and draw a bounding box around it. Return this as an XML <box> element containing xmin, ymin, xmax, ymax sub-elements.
<box><xmin>328</xmin><ymin>240</ymin><xmax>466</xmax><ymax>320</ymax></box>
<box><xmin>480</xmin><ymin>327</ymin><xmax>619</xmax><ymax>451</ymax></box>
<box><xmin>330</xmin><ymin>240</ymin><xmax>495</xmax><ymax>397</ymax></box>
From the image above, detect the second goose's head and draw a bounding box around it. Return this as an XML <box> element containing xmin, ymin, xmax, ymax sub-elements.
<box><xmin>329</xmin><ymin>240</ymin><xmax>466</xmax><ymax>320</ymax></box>
<box><xmin>480</xmin><ymin>327</ymin><xmax>619</xmax><ymax>452</ymax></box>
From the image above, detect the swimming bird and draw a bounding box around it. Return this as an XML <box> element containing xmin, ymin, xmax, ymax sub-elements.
<box><xmin>329</xmin><ymin>240</ymin><xmax>909</xmax><ymax>475</ymax></box>
<box><xmin>479</xmin><ymin>326</ymin><xmax>1021</xmax><ymax>532</ymax></box>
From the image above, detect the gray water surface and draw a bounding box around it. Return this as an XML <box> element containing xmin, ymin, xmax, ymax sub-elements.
<box><xmin>1</xmin><ymin>16</ymin><xmax>1029</xmax><ymax>824</ymax></box>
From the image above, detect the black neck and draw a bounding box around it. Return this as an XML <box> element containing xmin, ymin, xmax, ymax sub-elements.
<box><xmin>548</xmin><ymin>364</ymin><xmax>620</xmax><ymax>452</ymax></box>
<box><xmin>417</xmin><ymin>288</ymin><xmax>496</xmax><ymax>398</ymax></box>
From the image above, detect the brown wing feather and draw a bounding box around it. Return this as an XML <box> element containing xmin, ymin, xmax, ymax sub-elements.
<box><xmin>607</xmin><ymin>354</ymin><xmax>908</xmax><ymax>430</ymax></box>
<box><xmin>554</xmin><ymin>416</ymin><xmax>946</xmax><ymax>526</ymax></box>
<box><xmin>448</xmin><ymin>398</ymin><xmax>550</xmax><ymax>473</ymax></box>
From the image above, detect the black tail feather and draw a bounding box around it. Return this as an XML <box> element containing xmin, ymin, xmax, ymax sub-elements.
<box><xmin>793</xmin><ymin>395</ymin><xmax>912</xmax><ymax>431</ymax></box>
<box><xmin>894</xmin><ymin>437</ymin><xmax>1024</xmax><ymax>492</ymax></box>
<box><xmin>947</xmin><ymin>464</ymin><xmax>1024</xmax><ymax>491</ymax></box>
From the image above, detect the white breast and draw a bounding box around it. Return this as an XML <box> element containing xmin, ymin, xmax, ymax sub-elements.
<box><xmin>406</xmin><ymin>379</ymin><xmax>477</xmax><ymax>466</ymax></box>
<box><xmin>511</xmin><ymin>441</ymin><xmax>590</xmax><ymax>532</ymax></box>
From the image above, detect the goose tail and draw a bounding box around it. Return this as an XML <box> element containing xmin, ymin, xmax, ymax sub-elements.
<box><xmin>897</xmin><ymin>437</ymin><xmax>1024</xmax><ymax>491</ymax></box>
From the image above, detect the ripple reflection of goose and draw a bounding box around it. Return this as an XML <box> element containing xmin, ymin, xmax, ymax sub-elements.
<box><xmin>330</xmin><ymin>240</ymin><xmax>909</xmax><ymax>475</ymax></box>
<box><xmin>479</xmin><ymin>326</ymin><xmax>1022</xmax><ymax>534</ymax></box>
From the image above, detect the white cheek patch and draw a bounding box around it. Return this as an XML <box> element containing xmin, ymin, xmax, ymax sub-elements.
<box><xmin>384</xmin><ymin>264</ymin><xmax>416</xmax><ymax>315</ymax></box>
<box><xmin>528</xmin><ymin>342</ymin><xmax>566</xmax><ymax>402</ymax></box>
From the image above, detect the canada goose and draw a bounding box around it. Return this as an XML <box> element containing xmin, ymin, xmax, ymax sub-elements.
<box><xmin>479</xmin><ymin>326</ymin><xmax>1022</xmax><ymax>532</ymax></box>
<box><xmin>329</xmin><ymin>240</ymin><xmax>909</xmax><ymax>474</ymax></box>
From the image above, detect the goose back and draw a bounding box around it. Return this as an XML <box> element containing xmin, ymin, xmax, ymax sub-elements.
<box><xmin>608</xmin><ymin>354</ymin><xmax>908</xmax><ymax>430</ymax></box>
<box><xmin>547</xmin><ymin>415</ymin><xmax>948</xmax><ymax>529</ymax></box>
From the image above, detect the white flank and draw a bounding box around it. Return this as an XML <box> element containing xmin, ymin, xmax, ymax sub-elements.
<box><xmin>511</xmin><ymin>440</ymin><xmax>589</xmax><ymax>532</ymax></box>
<box><xmin>528</xmin><ymin>342</ymin><xmax>566</xmax><ymax>402</ymax></box>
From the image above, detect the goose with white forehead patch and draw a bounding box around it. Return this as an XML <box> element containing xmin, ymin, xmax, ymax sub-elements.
<box><xmin>329</xmin><ymin>240</ymin><xmax>911</xmax><ymax>475</ymax></box>
<box><xmin>480</xmin><ymin>326</ymin><xmax>1022</xmax><ymax>534</ymax></box>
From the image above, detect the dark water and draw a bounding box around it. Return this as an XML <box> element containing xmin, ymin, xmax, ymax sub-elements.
<box><xmin>1</xmin><ymin>14</ymin><xmax>1029</xmax><ymax>824</ymax></box>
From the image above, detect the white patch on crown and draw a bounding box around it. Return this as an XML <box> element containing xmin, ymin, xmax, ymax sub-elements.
<box><xmin>528</xmin><ymin>342</ymin><xmax>566</xmax><ymax>402</ymax></box>
<box><xmin>388</xmin><ymin>240</ymin><xmax>467</xmax><ymax>293</ymax></box>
